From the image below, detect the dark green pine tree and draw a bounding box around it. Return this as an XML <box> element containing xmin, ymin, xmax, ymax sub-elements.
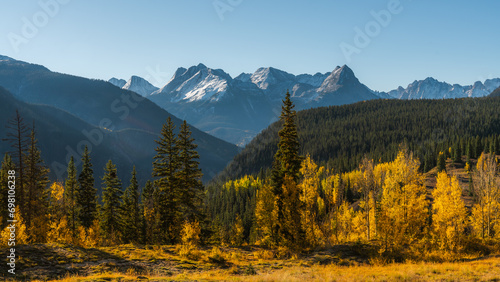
<box><xmin>437</xmin><ymin>151</ymin><xmax>446</xmax><ymax>172</ymax></box>
<box><xmin>100</xmin><ymin>159</ymin><xmax>123</xmax><ymax>245</ymax></box>
<box><xmin>2</xmin><ymin>110</ymin><xmax>29</xmax><ymax>217</ymax></box>
<box><xmin>489</xmin><ymin>137</ymin><xmax>495</xmax><ymax>155</ymax></box>
<box><xmin>475</xmin><ymin>136</ymin><xmax>483</xmax><ymax>156</ymax></box>
<box><xmin>141</xmin><ymin>180</ymin><xmax>155</xmax><ymax>244</ymax></box>
<box><xmin>152</xmin><ymin>117</ymin><xmax>182</xmax><ymax>243</ymax></box>
<box><xmin>177</xmin><ymin>120</ymin><xmax>204</xmax><ymax>222</ymax></box>
<box><xmin>77</xmin><ymin>146</ymin><xmax>98</xmax><ymax>229</ymax></box>
<box><xmin>65</xmin><ymin>156</ymin><xmax>78</xmax><ymax>240</ymax></box>
<box><xmin>24</xmin><ymin>123</ymin><xmax>50</xmax><ymax>242</ymax></box>
<box><xmin>466</xmin><ymin>140</ymin><xmax>474</xmax><ymax>159</ymax></box>
<box><xmin>453</xmin><ymin>141</ymin><xmax>461</xmax><ymax>163</ymax></box>
<box><xmin>121</xmin><ymin>166</ymin><xmax>141</xmax><ymax>244</ymax></box>
<box><xmin>0</xmin><ymin>154</ymin><xmax>15</xmax><ymax>229</ymax></box>
<box><xmin>270</xmin><ymin>90</ymin><xmax>302</xmax><ymax>246</ymax></box>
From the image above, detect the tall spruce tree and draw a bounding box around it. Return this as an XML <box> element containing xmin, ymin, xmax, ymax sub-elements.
<box><xmin>177</xmin><ymin>120</ymin><xmax>204</xmax><ymax>221</ymax></box>
<box><xmin>437</xmin><ymin>151</ymin><xmax>446</xmax><ymax>172</ymax></box>
<box><xmin>121</xmin><ymin>166</ymin><xmax>141</xmax><ymax>243</ymax></box>
<box><xmin>100</xmin><ymin>159</ymin><xmax>123</xmax><ymax>245</ymax></box>
<box><xmin>152</xmin><ymin>117</ymin><xmax>181</xmax><ymax>243</ymax></box>
<box><xmin>24</xmin><ymin>123</ymin><xmax>50</xmax><ymax>242</ymax></box>
<box><xmin>270</xmin><ymin>91</ymin><xmax>302</xmax><ymax>247</ymax></box>
<box><xmin>3</xmin><ymin>110</ymin><xmax>29</xmax><ymax>216</ymax></box>
<box><xmin>77</xmin><ymin>146</ymin><xmax>98</xmax><ymax>229</ymax></box>
<box><xmin>65</xmin><ymin>156</ymin><xmax>78</xmax><ymax>240</ymax></box>
<box><xmin>453</xmin><ymin>141</ymin><xmax>462</xmax><ymax>163</ymax></box>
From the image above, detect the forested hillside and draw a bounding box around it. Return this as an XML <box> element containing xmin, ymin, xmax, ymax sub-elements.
<box><xmin>218</xmin><ymin>97</ymin><xmax>500</xmax><ymax>181</ymax></box>
<box><xmin>0</xmin><ymin>59</ymin><xmax>239</xmax><ymax>181</ymax></box>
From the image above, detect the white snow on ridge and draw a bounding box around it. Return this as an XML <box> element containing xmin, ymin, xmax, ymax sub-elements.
<box><xmin>172</xmin><ymin>69</ymin><xmax>229</xmax><ymax>102</ymax></box>
<box><xmin>122</xmin><ymin>76</ymin><xmax>159</xmax><ymax>97</ymax></box>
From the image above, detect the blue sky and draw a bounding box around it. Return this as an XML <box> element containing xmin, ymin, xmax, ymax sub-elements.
<box><xmin>1</xmin><ymin>0</ymin><xmax>499</xmax><ymax>91</ymax></box>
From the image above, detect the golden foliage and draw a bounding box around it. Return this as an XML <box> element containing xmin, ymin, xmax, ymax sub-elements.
<box><xmin>78</xmin><ymin>220</ymin><xmax>101</xmax><ymax>248</ymax></box>
<box><xmin>230</xmin><ymin>216</ymin><xmax>245</xmax><ymax>246</ymax></box>
<box><xmin>379</xmin><ymin>148</ymin><xmax>428</xmax><ymax>251</ymax></box>
<box><xmin>432</xmin><ymin>172</ymin><xmax>467</xmax><ymax>250</ymax></box>
<box><xmin>255</xmin><ymin>183</ymin><xmax>277</xmax><ymax>246</ymax></box>
<box><xmin>0</xmin><ymin>206</ymin><xmax>29</xmax><ymax>246</ymax></box>
<box><xmin>298</xmin><ymin>155</ymin><xmax>323</xmax><ymax>247</ymax></box>
<box><xmin>471</xmin><ymin>153</ymin><xmax>500</xmax><ymax>239</ymax></box>
<box><xmin>181</xmin><ymin>220</ymin><xmax>201</xmax><ymax>247</ymax></box>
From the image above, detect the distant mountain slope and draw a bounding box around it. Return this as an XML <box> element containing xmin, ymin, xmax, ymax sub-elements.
<box><xmin>109</xmin><ymin>77</ymin><xmax>127</xmax><ymax>88</ymax></box>
<box><xmin>217</xmin><ymin>97</ymin><xmax>500</xmax><ymax>181</ymax></box>
<box><xmin>0</xmin><ymin>57</ymin><xmax>239</xmax><ymax>181</ymax></box>
<box><xmin>148</xmin><ymin>64</ymin><xmax>380</xmax><ymax>145</ymax></box>
<box><xmin>0</xmin><ymin>86</ymin><xmax>155</xmax><ymax>186</ymax></box>
<box><xmin>489</xmin><ymin>86</ymin><xmax>500</xmax><ymax>97</ymax></box>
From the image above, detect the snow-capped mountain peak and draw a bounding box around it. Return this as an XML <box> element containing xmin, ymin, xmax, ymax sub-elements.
<box><xmin>250</xmin><ymin>67</ymin><xmax>295</xmax><ymax>90</ymax></box>
<box><xmin>318</xmin><ymin>65</ymin><xmax>359</xmax><ymax>93</ymax></box>
<box><xmin>122</xmin><ymin>75</ymin><xmax>159</xmax><ymax>97</ymax></box>
<box><xmin>152</xmin><ymin>64</ymin><xmax>232</xmax><ymax>102</ymax></box>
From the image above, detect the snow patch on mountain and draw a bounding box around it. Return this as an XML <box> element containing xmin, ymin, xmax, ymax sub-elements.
<box><xmin>122</xmin><ymin>76</ymin><xmax>159</xmax><ymax>97</ymax></box>
<box><xmin>250</xmin><ymin>67</ymin><xmax>295</xmax><ymax>90</ymax></box>
<box><xmin>152</xmin><ymin>64</ymin><xmax>232</xmax><ymax>102</ymax></box>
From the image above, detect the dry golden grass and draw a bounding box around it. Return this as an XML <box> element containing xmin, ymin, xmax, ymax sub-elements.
<box><xmin>7</xmin><ymin>241</ymin><xmax>499</xmax><ymax>281</ymax></box>
<box><xmin>44</xmin><ymin>253</ymin><xmax>500</xmax><ymax>282</ymax></box>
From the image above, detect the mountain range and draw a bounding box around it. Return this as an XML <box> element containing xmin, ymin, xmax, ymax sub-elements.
<box><xmin>127</xmin><ymin>64</ymin><xmax>380</xmax><ymax>146</ymax></box>
<box><xmin>0</xmin><ymin>56</ymin><xmax>239</xmax><ymax>185</ymax></box>
<box><xmin>112</xmin><ymin>65</ymin><xmax>500</xmax><ymax>146</ymax></box>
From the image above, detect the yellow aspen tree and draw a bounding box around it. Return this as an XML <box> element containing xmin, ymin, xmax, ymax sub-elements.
<box><xmin>181</xmin><ymin>220</ymin><xmax>201</xmax><ymax>247</ymax></box>
<box><xmin>337</xmin><ymin>201</ymin><xmax>356</xmax><ymax>243</ymax></box>
<box><xmin>47</xmin><ymin>182</ymin><xmax>72</xmax><ymax>243</ymax></box>
<box><xmin>78</xmin><ymin>219</ymin><xmax>100</xmax><ymax>248</ymax></box>
<box><xmin>320</xmin><ymin>173</ymin><xmax>343</xmax><ymax>245</ymax></box>
<box><xmin>379</xmin><ymin>147</ymin><xmax>428</xmax><ymax>251</ymax></box>
<box><xmin>471</xmin><ymin>153</ymin><xmax>500</xmax><ymax>239</ymax></box>
<box><xmin>299</xmin><ymin>155</ymin><xmax>323</xmax><ymax>247</ymax></box>
<box><xmin>358</xmin><ymin>157</ymin><xmax>379</xmax><ymax>241</ymax></box>
<box><xmin>230</xmin><ymin>216</ymin><xmax>245</xmax><ymax>246</ymax></box>
<box><xmin>432</xmin><ymin>172</ymin><xmax>467</xmax><ymax>250</ymax></box>
<box><xmin>0</xmin><ymin>206</ymin><xmax>29</xmax><ymax>246</ymax></box>
<box><xmin>255</xmin><ymin>182</ymin><xmax>277</xmax><ymax>246</ymax></box>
